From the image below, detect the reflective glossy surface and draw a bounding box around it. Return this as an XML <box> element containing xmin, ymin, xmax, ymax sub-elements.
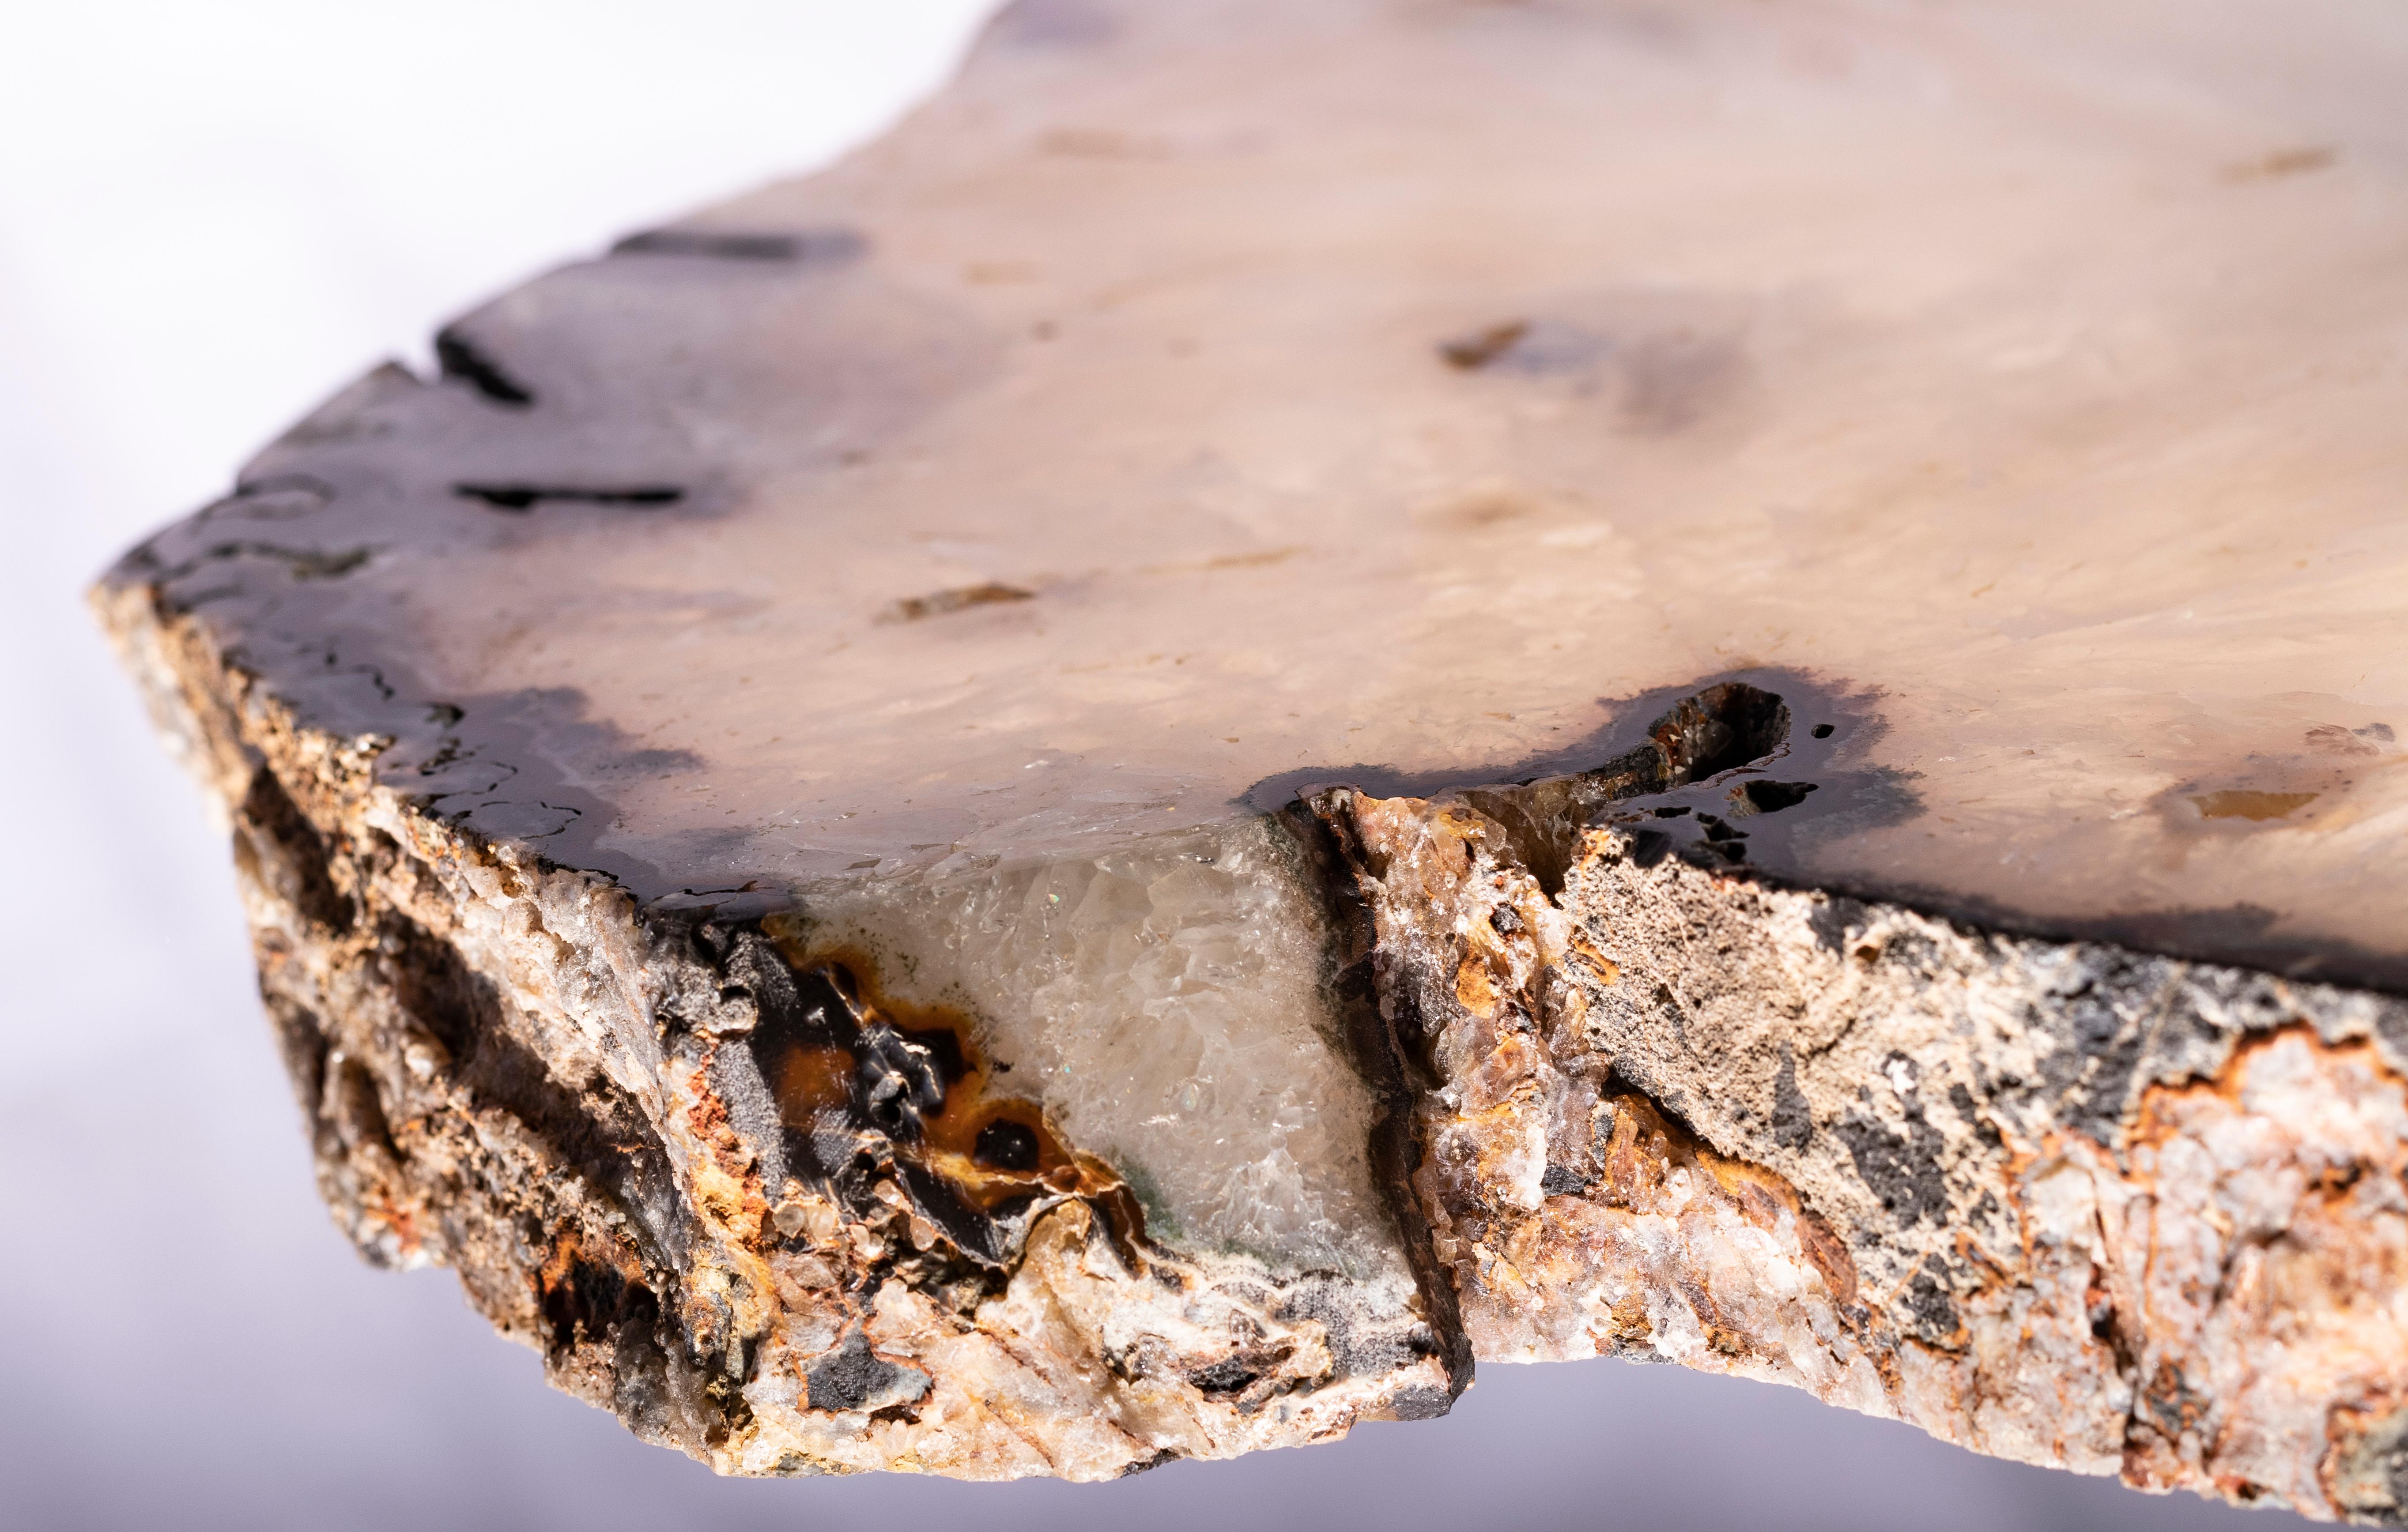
<box><xmin>113</xmin><ymin>0</ymin><xmax>2408</xmax><ymax>987</ymax></box>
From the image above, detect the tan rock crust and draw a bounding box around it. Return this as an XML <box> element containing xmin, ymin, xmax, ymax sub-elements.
<box><xmin>103</xmin><ymin>586</ymin><xmax>1451</xmax><ymax>1481</ymax></box>
<box><xmin>1305</xmin><ymin>767</ymin><xmax>2408</xmax><ymax>1520</ymax></box>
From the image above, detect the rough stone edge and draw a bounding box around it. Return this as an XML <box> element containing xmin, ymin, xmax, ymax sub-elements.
<box><xmin>1318</xmin><ymin>783</ymin><xmax>2408</xmax><ymax>1525</ymax></box>
<box><xmin>88</xmin><ymin>577</ymin><xmax>1453</xmax><ymax>1482</ymax></box>
<box><xmin>97</xmin><ymin>540</ymin><xmax>2408</xmax><ymax>1507</ymax></box>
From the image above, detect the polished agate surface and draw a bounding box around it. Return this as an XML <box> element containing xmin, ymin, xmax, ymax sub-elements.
<box><xmin>147</xmin><ymin>0</ymin><xmax>2408</xmax><ymax>993</ymax></box>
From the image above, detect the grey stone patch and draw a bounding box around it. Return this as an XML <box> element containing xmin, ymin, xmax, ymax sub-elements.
<box><xmin>705</xmin><ymin>1038</ymin><xmax>786</xmax><ymax>1197</ymax></box>
<box><xmin>2330</xmin><ymin>1406</ymin><xmax>2408</xmax><ymax>1523</ymax></box>
<box><xmin>1385</xmin><ymin>1385</ymin><xmax>1455</xmax><ymax>1422</ymax></box>
<box><xmin>1832</xmin><ymin>1103</ymin><xmax>1948</xmax><ymax>1228</ymax></box>
<box><xmin>803</xmin><ymin>1330</ymin><xmax>931</xmax><ymax>1415</ymax></box>
<box><xmin>1771</xmin><ymin>1045</ymin><xmax>1814</xmax><ymax>1151</ymax></box>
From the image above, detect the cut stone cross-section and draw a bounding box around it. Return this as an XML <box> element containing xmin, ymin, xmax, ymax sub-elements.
<box><xmin>94</xmin><ymin>0</ymin><xmax>2408</xmax><ymax>1516</ymax></box>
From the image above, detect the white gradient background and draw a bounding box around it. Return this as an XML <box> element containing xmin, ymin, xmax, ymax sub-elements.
<box><xmin>0</xmin><ymin>5</ymin><xmax>2291</xmax><ymax>1527</ymax></box>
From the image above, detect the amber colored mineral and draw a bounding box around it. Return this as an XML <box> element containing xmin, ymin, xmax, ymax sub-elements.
<box><xmin>95</xmin><ymin>0</ymin><xmax>2408</xmax><ymax>1516</ymax></box>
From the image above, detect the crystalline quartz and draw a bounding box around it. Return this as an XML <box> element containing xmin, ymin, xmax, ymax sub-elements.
<box><xmin>800</xmin><ymin>822</ymin><xmax>1390</xmax><ymax>1276</ymax></box>
<box><xmin>94</xmin><ymin>0</ymin><xmax>2408</xmax><ymax>1514</ymax></box>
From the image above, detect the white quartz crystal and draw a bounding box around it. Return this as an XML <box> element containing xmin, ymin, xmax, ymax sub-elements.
<box><xmin>797</xmin><ymin>817</ymin><xmax>1394</xmax><ymax>1277</ymax></box>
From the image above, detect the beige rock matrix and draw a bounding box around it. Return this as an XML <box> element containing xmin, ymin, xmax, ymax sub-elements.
<box><xmin>94</xmin><ymin>0</ymin><xmax>2408</xmax><ymax>1517</ymax></box>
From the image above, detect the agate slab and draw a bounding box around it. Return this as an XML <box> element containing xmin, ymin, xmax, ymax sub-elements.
<box><xmin>97</xmin><ymin>0</ymin><xmax>2408</xmax><ymax>1514</ymax></box>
